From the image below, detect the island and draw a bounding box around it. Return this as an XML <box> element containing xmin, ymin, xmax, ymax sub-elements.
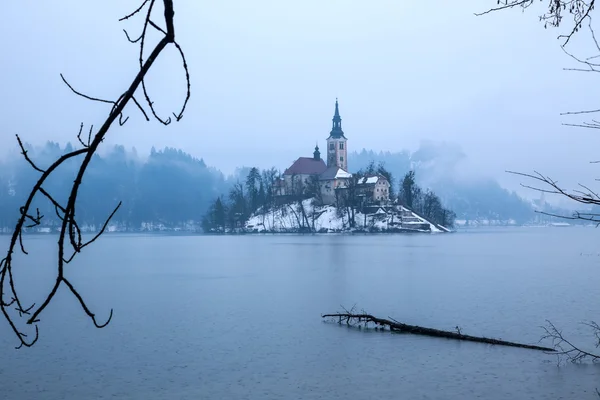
<box><xmin>203</xmin><ymin>100</ymin><xmax>454</xmax><ymax>234</ymax></box>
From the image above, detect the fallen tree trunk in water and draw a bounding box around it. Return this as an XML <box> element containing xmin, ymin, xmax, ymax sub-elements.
<box><xmin>321</xmin><ymin>313</ymin><xmax>555</xmax><ymax>352</ymax></box>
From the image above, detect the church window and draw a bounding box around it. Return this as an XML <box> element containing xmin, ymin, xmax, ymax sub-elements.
<box><xmin>340</xmin><ymin>156</ymin><xmax>344</xmax><ymax>162</ymax></box>
<box><xmin>339</xmin><ymin>143</ymin><xmax>344</xmax><ymax>150</ymax></box>
<box><xmin>329</xmin><ymin>143</ymin><xmax>334</xmax><ymax>150</ymax></box>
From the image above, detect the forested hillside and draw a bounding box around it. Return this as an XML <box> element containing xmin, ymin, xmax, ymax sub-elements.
<box><xmin>1</xmin><ymin>140</ymin><xmax>577</xmax><ymax>232</ymax></box>
<box><xmin>0</xmin><ymin>142</ymin><xmax>231</xmax><ymax>230</ymax></box>
<box><xmin>349</xmin><ymin>144</ymin><xmax>535</xmax><ymax>224</ymax></box>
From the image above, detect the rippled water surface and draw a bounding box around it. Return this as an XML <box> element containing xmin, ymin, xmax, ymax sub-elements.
<box><xmin>1</xmin><ymin>227</ymin><xmax>600</xmax><ymax>399</ymax></box>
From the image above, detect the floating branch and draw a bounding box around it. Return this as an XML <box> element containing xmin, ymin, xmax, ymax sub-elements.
<box><xmin>322</xmin><ymin>312</ymin><xmax>555</xmax><ymax>352</ymax></box>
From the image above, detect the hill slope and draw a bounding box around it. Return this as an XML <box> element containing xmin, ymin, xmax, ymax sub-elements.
<box><xmin>244</xmin><ymin>199</ymin><xmax>449</xmax><ymax>233</ymax></box>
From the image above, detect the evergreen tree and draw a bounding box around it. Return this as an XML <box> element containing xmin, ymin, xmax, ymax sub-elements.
<box><xmin>400</xmin><ymin>170</ymin><xmax>417</xmax><ymax>208</ymax></box>
<box><xmin>245</xmin><ymin>167</ymin><xmax>261</xmax><ymax>213</ymax></box>
<box><xmin>377</xmin><ymin>163</ymin><xmax>395</xmax><ymax>199</ymax></box>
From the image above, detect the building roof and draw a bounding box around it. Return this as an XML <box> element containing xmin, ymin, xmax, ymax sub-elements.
<box><xmin>319</xmin><ymin>166</ymin><xmax>352</xmax><ymax>181</ymax></box>
<box><xmin>283</xmin><ymin>157</ymin><xmax>327</xmax><ymax>176</ymax></box>
<box><xmin>356</xmin><ymin>174</ymin><xmax>388</xmax><ymax>185</ymax></box>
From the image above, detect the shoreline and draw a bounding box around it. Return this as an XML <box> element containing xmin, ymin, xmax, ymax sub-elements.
<box><xmin>0</xmin><ymin>228</ymin><xmax>442</xmax><ymax>237</ymax></box>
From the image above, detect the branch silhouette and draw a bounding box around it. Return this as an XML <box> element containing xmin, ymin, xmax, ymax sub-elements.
<box><xmin>478</xmin><ymin>1</ymin><xmax>600</xmax><ymax>128</ymax></box>
<box><xmin>1</xmin><ymin>0</ymin><xmax>190</xmax><ymax>348</ymax></box>
<box><xmin>480</xmin><ymin>5</ymin><xmax>600</xmax><ymax>396</ymax></box>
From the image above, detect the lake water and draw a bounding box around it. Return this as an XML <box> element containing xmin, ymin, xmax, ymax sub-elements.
<box><xmin>1</xmin><ymin>228</ymin><xmax>599</xmax><ymax>399</ymax></box>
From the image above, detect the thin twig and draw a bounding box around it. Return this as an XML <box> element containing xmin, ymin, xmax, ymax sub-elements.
<box><xmin>78</xmin><ymin>202</ymin><xmax>122</xmax><ymax>251</ymax></box>
<box><xmin>61</xmin><ymin>74</ymin><xmax>115</xmax><ymax>105</ymax></box>
<box><xmin>474</xmin><ymin>0</ymin><xmax>532</xmax><ymax>17</ymax></box>
<box><xmin>16</xmin><ymin>135</ymin><xmax>45</xmax><ymax>173</ymax></box>
<box><xmin>119</xmin><ymin>0</ymin><xmax>151</xmax><ymax>21</ymax></box>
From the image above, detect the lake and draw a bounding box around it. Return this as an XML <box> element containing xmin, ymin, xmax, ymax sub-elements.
<box><xmin>1</xmin><ymin>228</ymin><xmax>599</xmax><ymax>399</ymax></box>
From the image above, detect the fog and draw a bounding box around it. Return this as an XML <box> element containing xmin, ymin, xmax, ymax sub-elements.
<box><xmin>1</xmin><ymin>0</ymin><xmax>599</xmax><ymax>200</ymax></box>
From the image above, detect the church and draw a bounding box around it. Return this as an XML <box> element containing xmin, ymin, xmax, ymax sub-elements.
<box><xmin>277</xmin><ymin>100</ymin><xmax>390</xmax><ymax>205</ymax></box>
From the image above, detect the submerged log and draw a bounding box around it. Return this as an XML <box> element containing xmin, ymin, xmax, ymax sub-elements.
<box><xmin>321</xmin><ymin>313</ymin><xmax>555</xmax><ymax>352</ymax></box>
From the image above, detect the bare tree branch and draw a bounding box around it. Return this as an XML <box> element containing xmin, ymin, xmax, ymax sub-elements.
<box><xmin>1</xmin><ymin>0</ymin><xmax>190</xmax><ymax>348</ymax></box>
<box><xmin>561</xmin><ymin>108</ymin><xmax>600</xmax><ymax>115</ymax></box>
<box><xmin>60</xmin><ymin>74</ymin><xmax>115</xmax><ymax>105</ymax></box>
<box><xmin>16</xmin><ymin>135</ymin><xmax>45</xmax><ymax>173</ymax></box>
<box><xmin>475</xmin><ymin>0</ymin><xmax>533</xmax><ymax>17</ymax></box>
<box><xmin>507</xmin><ymin>170</ymin><xmax>600</xmax><ymax>207</ymax></box>
<box><xmin>541</xmin><ymin>320</ymin><xmax>600</xmax><ymax>364</ymax></box>
<box><xmin>119</xmin><ymin>0</ymin><xmax>151</xmax><ymax>21</ymax></box>
<box><xmin>123</xmin><ymin>29</ymin><xmax>144</xmax><ymax>43</ymax></box>
<box><xmin>131</xmin><ymin>96</ymin><xmax>150</xmax><ymax>121</ymax></box>
<box><xmin>479</xmin><ymin>2</ymin><xmax>600</xmax><ymax>127</ymax></box>
<box><xmin>79</xmin><ymin>202</ymin><xmax>122</xmax><ymax>252</ymax></box>
<box><xmin>322</xmin><ymin>308</ymin><xmax>556</xmax><ymax>351</ymax></box>
<box><xmin>477</xmin><ymin>0</ymin><xmax>596</xmax><ymax>45</ymax></box>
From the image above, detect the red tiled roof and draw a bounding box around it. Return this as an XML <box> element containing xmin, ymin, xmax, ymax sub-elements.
<box><xmin>283</xmin><ymin>157</ymin><xmax>327</xmax><ymax>175</ymax></box>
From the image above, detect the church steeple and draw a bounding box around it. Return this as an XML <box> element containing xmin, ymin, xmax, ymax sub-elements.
<box><xmin>329</xmin><ymin>98</ymin><xmax>345</xmax><ymax>139</ymax></box>
<box><xmin>326</xmin><ymin>98</ymin><xmax>348</xmax><ymax>171</ymax></box>
<box><xmin>313</xmin><ymin>143</ymin><xmax>321</xmax><ymax>161</ymax></box>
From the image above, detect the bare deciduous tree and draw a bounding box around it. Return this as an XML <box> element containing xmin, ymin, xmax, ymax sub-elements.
<box><xmin>476</xmin><ymin>5</ymin><xmax>600</xmax><ymax>220</ymax></box>
<box><xmin>476</xmin><ymin>1</ymin><xmax>594</xmax><ymax>45</ymax></box>
<box><xmin>478</xmin><ymin>1</ymin><xmax>600</xmax><ymax>128</ymax></box>
<box><xmin>1</xmin><ymin>0</ymin><xmax>190</xmax><ymax>348</ymax></box>
<box><xmin>478</xmin><ymin>3</ymin><xmax>600</xmax><ymax>392</ymax></box>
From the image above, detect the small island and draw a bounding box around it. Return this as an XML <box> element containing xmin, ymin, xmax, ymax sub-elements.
<box><xmin>203</xmin><ymin>100</ymin><xmax>454</xmax><ymax>234</ymax></box>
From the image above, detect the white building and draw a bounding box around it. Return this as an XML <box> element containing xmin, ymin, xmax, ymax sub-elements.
<box><xmin>356</xmin><ymin>174</ymin><xmax>390</xmax><ymax>203</ymax></box>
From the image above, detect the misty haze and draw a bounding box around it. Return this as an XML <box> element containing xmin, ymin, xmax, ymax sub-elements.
<box><xmin>1</xmin><ymin>1</ymin><xmax>600</xmax><ymax>399</ymax></box>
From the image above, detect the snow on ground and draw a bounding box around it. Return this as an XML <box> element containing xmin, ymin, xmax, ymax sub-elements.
<box><xmin>245</xmin><ymin>199</ymin><xmax>448</xmax><ymax>234</ymax></box>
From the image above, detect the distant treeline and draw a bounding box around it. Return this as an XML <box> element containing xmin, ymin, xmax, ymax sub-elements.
<box><xmin>202</xmin><ymin>167</ymin><xmax>279</xmax><ymax>232</ymax></box>
<box><xmin>0</xmin><ymin>142</ymin><xmax>231</xmax><ymax>230</ymax></box>
<box><xmin>0</xmin><ymin>141</ymin><xmax>572</xmax><ymax>232</ymax></box>
<box><xmin>350</xmin><ymin>147</ymin><xmax>569</xmax><ymax>224</ymax></box>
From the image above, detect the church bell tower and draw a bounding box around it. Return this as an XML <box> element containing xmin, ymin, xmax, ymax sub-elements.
<box><xmin>326</xmin><ymin>99</ymin><xmax>348</xmax><ymax>171</ymax></box>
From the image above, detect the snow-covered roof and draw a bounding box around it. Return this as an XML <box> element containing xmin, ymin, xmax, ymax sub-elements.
<box><xmin>356</xmin><ymin>174</ymin><xmax>386</xmax><ymax>185</ymax></box>
<box><xmin>335</xmin><ymin>169</ymin><xmax>352</xmax><ymax>179</ymax></box>
<box><xmin>319</xmin><ymin>166</ymin><xmax>352</xmax><ymax>181</ymax></box>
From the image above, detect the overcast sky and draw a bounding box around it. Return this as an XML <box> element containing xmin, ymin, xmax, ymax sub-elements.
<box><xmin>1</xmin><ymin>0</ymin><xmax>599</xmax><ymax>199</ymax></box>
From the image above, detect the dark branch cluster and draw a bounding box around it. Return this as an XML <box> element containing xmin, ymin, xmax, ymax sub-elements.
<box><xmin>322</xmin><ymin>306</ymin><xmax>556</xmax><ymax>351</ymax></box>
<box><xmin>120</xmin><ymin>0</ymin><xmax>190</xmax><ymax>125</ymax></box>
<box><xmin>479</xmin><ymin>1</ymin><xmax>600</xmax><ymax>128</ymax></box>
<box><xmin>507</xmin><ymin>169</ymin><xmax>600</xmax><ymax>223</ymax></box>
<box><xmin>477</xmin><ymin>0</ymin><xmax>596</xmax><ymax>45</ymax></box>
<box><xmin>1</xmin><ymin>0</ymin><xmax>190</xmax><ymax>348</ymax></box>
<box><xmin>540</xmin><ymin>320</ymin><xmax>600</xmax><ymax>364</ymax></box>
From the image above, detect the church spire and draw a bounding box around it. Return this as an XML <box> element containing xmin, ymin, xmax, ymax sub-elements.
<box><xmin>326</xmin><ymin>98</ymin><xmax>348</xmax><ymax>171</ymax></box>
<box><xmin>313</xmin><ymin>143</ymin><xmax>321</xmax><ymax>161</ymax></box>
<box><xmin>329</xmin><ymin>98</ymin><xmax>345</xmax><ymax>139</ymax></box>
